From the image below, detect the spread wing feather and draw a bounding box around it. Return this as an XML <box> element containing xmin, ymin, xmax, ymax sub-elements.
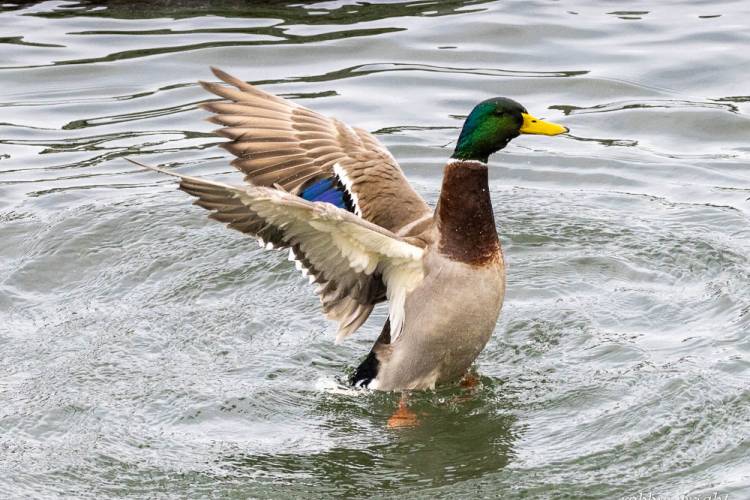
<box><xmin>200</xmin><ymin>67</ymin><xmax>432</xmax><ymax>233</ymax></box>
<box><xmin>131</xmin><ymin>160</ymin><xmax>424</xmax><ymax>341</ymax></box>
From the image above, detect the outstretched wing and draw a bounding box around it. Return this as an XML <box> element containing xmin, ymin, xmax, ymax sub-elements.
<box><xmin>131</xmin><ymin>160</ymin><xmax>424</xmax><ymax>342</ymax></box>
<box><xmin>200</xmin><ymin>67</ymin><xmax>432</xmax><ymax>233</ymax></box>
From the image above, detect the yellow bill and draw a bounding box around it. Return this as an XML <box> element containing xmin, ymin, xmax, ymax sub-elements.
<box><xmin>520</xmin><ymin>113</ymin><xmax>568</xmax><ymax>135</ymax></box>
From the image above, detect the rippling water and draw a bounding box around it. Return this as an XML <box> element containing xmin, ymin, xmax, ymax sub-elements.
<box><xmin>1</xmin><ymin>1</ymin><xmax>749</xmax><ymax>497</ymax></box>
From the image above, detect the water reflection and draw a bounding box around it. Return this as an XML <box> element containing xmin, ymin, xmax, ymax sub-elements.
<box><xmin>550</xmin><ymin>99</ymin><xmax>739</xmax><ymax>116</ymax></box>
<box><xmin>22</xmin><ymin>0</ymin><xmax>494</xmax><ymax>22</ymax></box>
<box><xmin>226</xmin><ymin>384</ymin><xmax>518</xmax><ymax>491</ymax></box>
<box><xmin>606</xmin><ymin>10</ymin><xmax>650</xmax><ymax>21</ymax></box>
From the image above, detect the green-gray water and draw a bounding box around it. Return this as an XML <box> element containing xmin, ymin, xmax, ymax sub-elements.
<box><xmin>1</xmin><ymin>1</ymin><xmax>749</xmax><ymax>498</ymax></box>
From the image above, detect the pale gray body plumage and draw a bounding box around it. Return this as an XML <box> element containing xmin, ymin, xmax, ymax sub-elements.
<box><xmin>369</xmin><ymin>246</ymin><xmax>505</xmax><ymax>391</ymax></box>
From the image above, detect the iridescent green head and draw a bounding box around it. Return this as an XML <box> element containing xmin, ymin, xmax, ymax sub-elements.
<box><xmin>452</xmin><ymin>97</ymin><xmax>568</xmax><ymax>163</ymax></box>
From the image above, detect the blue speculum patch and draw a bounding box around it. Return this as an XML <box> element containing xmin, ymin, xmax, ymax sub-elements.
<box><xmin>300</xmin><ymin>177</ymin><xmax>355</xmax><ymax>212</ymax></box>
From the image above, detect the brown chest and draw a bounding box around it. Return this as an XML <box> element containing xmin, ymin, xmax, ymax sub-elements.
<box><xmin>436</xmin><ymin>161</ymin><xmax>501</xmax><ymax>266</ymax></box>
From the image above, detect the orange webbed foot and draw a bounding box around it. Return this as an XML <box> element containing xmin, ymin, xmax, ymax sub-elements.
<box><xmin>387</xmin><ymin>396</ymin><xmax>419</xmax><ymax>429</ymax></box>
<box><xmin>460</xmin><ymin>372</ymin><xmax>480</xmax><ymax>390</ymax></box>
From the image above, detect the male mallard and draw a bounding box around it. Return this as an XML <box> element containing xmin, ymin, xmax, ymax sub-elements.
<box><xmin>132</xmin><ymin>68</ymin><xmax>567</xmax><ymax>391</ymax></box>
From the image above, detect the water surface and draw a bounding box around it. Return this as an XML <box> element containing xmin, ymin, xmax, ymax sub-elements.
<box><xmin>1</xmin><ymin>1</ymin><xmax>749</xmax><ymax>498</ymax></box>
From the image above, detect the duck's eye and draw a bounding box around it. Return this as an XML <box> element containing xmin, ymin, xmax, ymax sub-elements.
<box><xmin>493</xmin><ymin>110</ymin><xmax>505</xmax><ymax>117</ymax></box>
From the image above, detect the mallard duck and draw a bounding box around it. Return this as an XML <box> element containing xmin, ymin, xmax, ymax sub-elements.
<box><xmin>132</xmin><ymin>67</ymin><xmax>567</xmax><ymax>391</ymax></box>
